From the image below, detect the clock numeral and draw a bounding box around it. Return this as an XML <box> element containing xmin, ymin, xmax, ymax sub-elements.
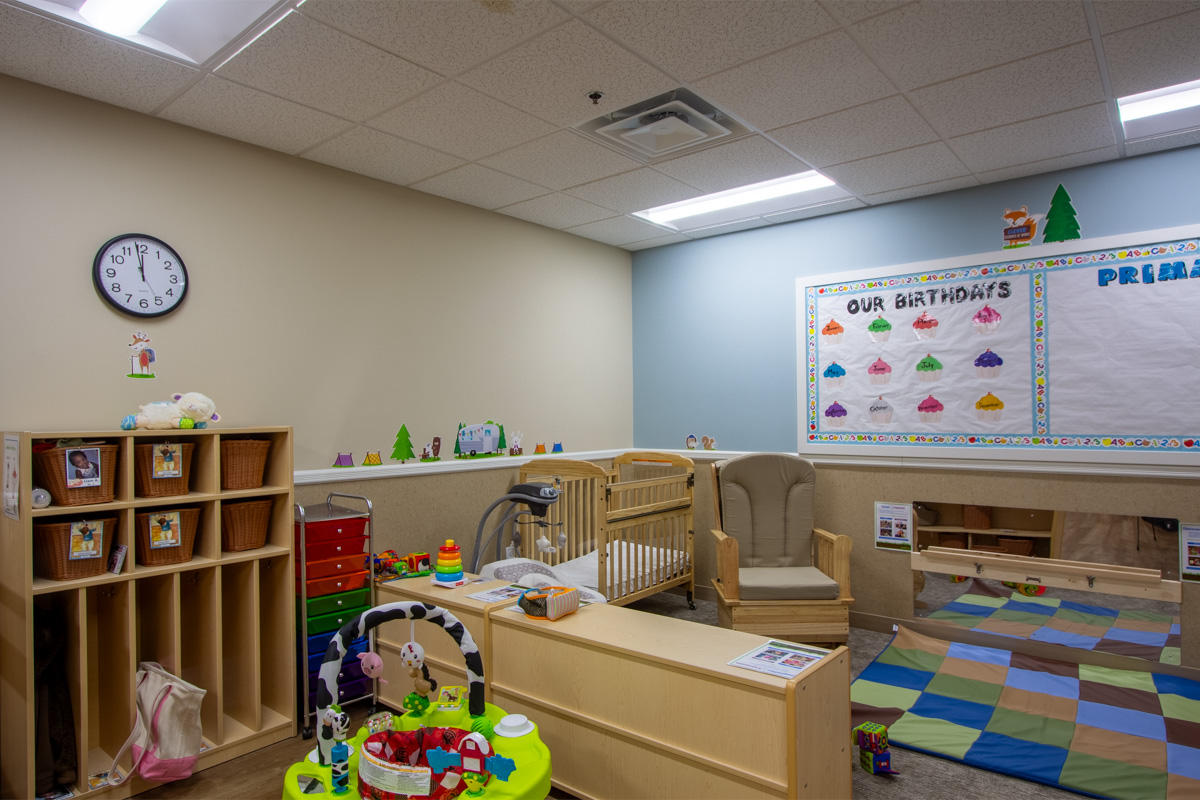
<box><xmin>125</xmin><ymin>294</ymin><xmax>132</xmax><ymax>303</ymax></box>
<box><xmin>154</xmin><ymin>297</ymin><xmax>163</xmax><ymax>306</ymax></box>
<box><xmin>139</xmin><ymin>299</ymin><xmax>149</xmax><ymax>309</ymax></box>
<box><xmin>166</xmin><ymin>289</ymin><xmax>174</xmax><ymax>297</ymax></box>
<box><xmin>136</xmin><ymin>243</ymin><xmax>148</xmax><ymax>254</ymax></box>
<box><xmin>105</xmin><ymin>268</ymin><xmax>116</xmax><ymax>278</ymax></box>
<box><xmin>111</xmin><ymin>283</ymin><xmax>121</xmax><ymax>293</ymax></box>
<box><xmin>163</xmin><ymin>261</ymin><xmax>173</xmax><ymax>268</ymax></box>
<box><xmin>110</xmin><ymin>255</ymin><xmax>124</xmax><ymax>264</ymax></box>
<box><xmin>169</xmin><ymin>275</ymin><xmax>179</xmax><ymax>284</ymax></box>
<box><xmin>121</xmin><ymin>246</ymin><xmax>131</xmax><ymax>255</ymax></box>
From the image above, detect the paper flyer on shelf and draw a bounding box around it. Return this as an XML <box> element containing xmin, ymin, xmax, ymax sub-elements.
<box><xmin>1181</xmin><ymin>523</ymin><xmax>1200</xmax><ymax>583</ymax></box>
<box><xmin>728</xmin><ymin>639</ymin><xmax>829</xmax><ymax>679</ymax></box>
<box><xmin>875</xmin><ymin>501</ymin><xmax>913</xmax><ymax>552</ymax></box>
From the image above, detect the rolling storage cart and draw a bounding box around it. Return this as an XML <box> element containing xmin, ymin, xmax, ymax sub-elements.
<box><xmin>295</xmin><ymin>493</ymin><xmax>375</xmax><ymax>738</ymax></box>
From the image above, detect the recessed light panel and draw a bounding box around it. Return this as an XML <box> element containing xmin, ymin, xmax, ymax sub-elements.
<box><xmin>1118</xmin><ymin>78</ymin><xmax>1200</xmax><ymax>141</ymax></box>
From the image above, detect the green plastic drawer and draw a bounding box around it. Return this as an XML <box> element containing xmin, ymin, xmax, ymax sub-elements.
<box><xmin>304</xmin><ymin>604</ymin><xmax>371</xmax><ymax>635</ymax></box>
<box><xmin>299</xmin><ymin>587</ymin><xmax>370</xmax><ymax>618</ymax></box>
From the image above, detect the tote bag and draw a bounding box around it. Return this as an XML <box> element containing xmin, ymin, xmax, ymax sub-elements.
<box><xmin>109</xmin><ymin>662</ymin><xmax>206</xmax><ymax>785</ymax></box>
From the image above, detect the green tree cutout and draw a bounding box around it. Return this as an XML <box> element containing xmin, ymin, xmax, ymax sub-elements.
<box><xmin>498</xmin><ymin>424</ymin><xmax>507</xmax><ymax>452</ymax></box>
<box><xmin>1042</xmin><ymin>184</ymin><xmax>1081</xmax><ymax>243</ymax></box>
<box><xmin>390</xmin><ymin>424</ymin><xmax>416</xmax><ymax>462</ymax></box>
<box><xmin>454</xmin><ymin>423</ymin><xmax>464</xmax><ymax>457</ymax></box>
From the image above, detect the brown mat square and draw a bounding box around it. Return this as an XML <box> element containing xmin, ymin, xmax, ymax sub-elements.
<box><xmin>1010</xmin><ymin>652</ymin><xmax>1079</xmax><ymax>679</ymax></box>
<box><xmin>1167</xmin><ymin>634</ymin><xmax>1183</xmax><ymax>649</ymax></box>
<box><xmin>1044</xmin><ymin>616</ymin><xmax>1110</xmax><ymax>638</ymax></box>
<box><xmin>938</xmin><ymin>656</ymin><xmax>1008</xmax><ymax>686</ymax></box>
<box><xmin>1110</xmin><ymin>618</ymin><xmax>1172</xmax><ymax>634</ymax></box>
<box><xmin>851</xmin><ymin>701</ymin><xmax>905</xmax><ymax>729</ymax></box>
<box><xmin>1168</xmin><ymin>773</ymin><xmax>1200</xmax><ymax>800</ymax></box>
<box><xmin>1078</xmin><ymin>681</ymin><xmax>1162</xmax><ymax>715</ymax></box>
<box><xmin>973</xmin><ymin>618</ymin><xmax>1039</xmax><ymax>637</ymax></box>
<box><xmin>1070</xmin><ymin>724</ymin><xmax>1166</xmax><ymax>771</ymax></box>
<box><xmin>998</xmin><ymin>685</ymin><xmax>1078</xmax><ymax>723</ymax></box>
<box><xmin>893</xmin><ymin>625</ymin><xmax>951</xmax><ymax>656</ymax></box>
<box><xmin>1092</xmin><ymin>639</ymin><xmax>1165</xmax><ymax>662</ymax></box>
<box><xmin>1165</xmin><ymin>717</ymin><xmax>1200</xmax><ymax>748</ymax></box>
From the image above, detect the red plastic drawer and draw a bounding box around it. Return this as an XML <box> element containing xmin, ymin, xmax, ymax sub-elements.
<box><xmin>296</xmin><ymin>570</ymin><xmax>368</xmax><ymax>598</ymax></box>
<box><xmin>302</xmin><ymin>537</ymin><xmax>368</xmax><ymax>562</ymax></box>
<box><xmin>294</xmin><ymin>517</ymin><xmax>367</xmax><ymax>544</ymax></box>
<box><xmin>295</xmin><ymin>553</ymin><xmax>368</xmax><ymax>580</ymax></box>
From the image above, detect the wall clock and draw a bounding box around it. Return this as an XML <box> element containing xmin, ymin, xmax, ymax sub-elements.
<box><xmin>92</xmin><ymin>233</ymin><xmax>188</xmax><ymax>318</ymax></box>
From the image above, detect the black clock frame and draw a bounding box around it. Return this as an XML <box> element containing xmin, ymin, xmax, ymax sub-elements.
<box><xmin>92</xmin><ymin>232</ymin><xmax>189</xmax><ymax>318</ymax></box>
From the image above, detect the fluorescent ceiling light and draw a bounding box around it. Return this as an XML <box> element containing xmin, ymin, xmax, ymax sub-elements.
<box><xmin>1118</xmin><ymin>78</ymin><xmax>1200</xmax><ymax>141</ymax></box>
<box><xmin>79</xmin><ymin>0</ymin><xmax>168</xmax><ymax>36</ymax></box>
<box><xmin>633</xmin><ymin>171</ymin><xmax>849</xmax><ymax>232</ymax></box>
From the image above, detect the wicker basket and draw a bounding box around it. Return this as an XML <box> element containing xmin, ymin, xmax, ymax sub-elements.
<box><xmin>33</xmin><ymin>516</ymin><xmax>117</xmax><ymax>580</ymax></box>
<box><xmin>962</xmin><ymin>505</ymin><xmax>993</xmax><ymax>530</ymax></box>
<box><xmin>221</xmin><ymin>498</ymin><xmax>272</xmax><ymax>552</ymax></box>
<box><xmin>220</xmin><ymin>440</ymin><xmax>271</xmax><ymax>490</ymax></box>
<box><xmin>938</xmin><ymin>532</ymin><xmax>967</xmax><ymax>549</ymax></box>
<box><xmin>999</xmin><ymin>537</ymin><xmax>1035</xmax><ymax>556</ymax></box>
<box><xmin>134</xmin><ymin>442</ymin><xmax>195</xmax><ymax>498</ymax></box>
<box><xmin>32</xmin><ymin>444</ymin><xmax>119</xmax><ymax>507</ymax></box>
<box><xmin>134</xmin><ymin>507</ymin><xmax>199</xmax><ymax>567</ymax></box>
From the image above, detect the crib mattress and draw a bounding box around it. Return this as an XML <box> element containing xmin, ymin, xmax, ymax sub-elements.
<box><xmin>556</xmin><ymin>541</ymin><xmax>689</xmax><ymax>593</ymax></box>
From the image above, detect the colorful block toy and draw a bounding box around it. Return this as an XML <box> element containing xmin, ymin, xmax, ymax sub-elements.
<box><xmin>853</xmin><ymin>721</ymin><xmax>899</xmax><ymax>775</ymax></box>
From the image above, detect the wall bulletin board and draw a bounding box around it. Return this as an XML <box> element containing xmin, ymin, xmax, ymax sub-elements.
<box><xmin>797</xmin><ymin>224</ymin><xmax>1200</xmax><ymax>465</ymax></box>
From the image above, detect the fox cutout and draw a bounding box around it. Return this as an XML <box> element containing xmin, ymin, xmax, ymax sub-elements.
<box><xmin>1003</xmin><ymin>206</ymin><xmax>1030</xmax><ymax>225</ymax></box>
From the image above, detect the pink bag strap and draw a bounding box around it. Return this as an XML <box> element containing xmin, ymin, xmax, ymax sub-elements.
<box><xmin>107</xmin><ymin>676</ymin><xmax>172</xmax><ymax>787</ymax></box>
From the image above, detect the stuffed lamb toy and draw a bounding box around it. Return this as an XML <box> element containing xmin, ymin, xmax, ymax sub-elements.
<box><xmin>121</xmin><ymin>392</ymin><xmax>220</xmax><ymax>430</ymax></box>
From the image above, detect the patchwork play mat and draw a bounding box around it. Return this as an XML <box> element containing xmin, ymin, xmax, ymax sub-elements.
<box><xmin>925</xmin><ymin>578</ymin><xmax>1182</xmax><ymax>665</ymax></box>
<box><xmin>851</xmin><ymin>625</ymin><xmax>1200</xmax><ymax>799</ymax></box>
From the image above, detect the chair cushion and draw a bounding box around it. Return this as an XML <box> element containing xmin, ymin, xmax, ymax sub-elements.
<box><xmin>738</xmin><ymin>566</ymin><xmax>841</xmax><ymax>601</ymax></box>
<box><xmin>717</xmin><ymin>453</ymin><xmax>816</xmax><ymax>568</ymax></box>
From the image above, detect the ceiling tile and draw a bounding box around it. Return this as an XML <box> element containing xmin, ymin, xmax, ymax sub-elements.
<box><xmin>1125</xmin><ymin>128</ymin><xmax>1200</xmax><ymax>157</ymax></box>
<box><xmin>863</xmin><ymin>175</ymin><xmax>979</xmax><ymax>205</ymax></box>
<box><xmin>1102</xmin><ymin>9</ymin><xmax>1200</xmax><ymax>97</ymax></box>
<box><xmin>409</xmin><ymin>164</ymin><xmax>547</xmax><ymax>209</ymax></box>
<box><xmin>556</xmin><ymin>1</ymin><xmax>608</xmax><ymax>12</ymax></box>
<box><xmin>459</xmin><ymin>19</ymin><xmax>674</xmax><ymax>126</ymax></box>
<box><xmin>564</xmin><ymin>168</ymin><xmax>703</xmax><ymax>213</ymax></box>
<box><xmin>851</xmin><ymin>1</ymin><xmax>1090</xmax><ymax>90</ymax></box>
<box><xmin>949</xmin><ymin>103</ymin><xmax>1115</xmax><ymax>172</ymax></box>
<box><xmin>820</xmin><ymin>1</ymin><xmax>912</xmax><ymax>24</ymax></box>
<box><xmin>653</xmin><ymin>136</ymin><xmax>809</xmax><ymax>193</ymax></box>
<box><xmin>624</xmin><ymin>233</ymin><xmax>691</xmax><ymax>250</ymax></box>
<box><xmin>480</xmin><ymin>130</ymin><xmax>641</xmax><ymax>191</ymax></box>
<box><xmin>975</xmin><ymin>145</ymin><xmax>1120</xmax><ymax>184</ymax></box>
<box><xmin>159</xmin><ymin>75</ymin><xmax>349</xmax><ymax>154</ymax></box>
<box><xmin>685</xmin><ymin>217</ymin><xmax>773</xmax><ymax>238</ymax></box>
<box><xmin>216</xmin><ymin>11</ymin><xmax>441</xmax><ymax>121</ymax></box>
<box><xmin>301</xmin><ymin>0</ymin><xmax>567</xmax><ymax>76</ymax></box>
<box><xmin>586</xmin><ymin>1</ymin><xmax>837</xmax><ymax>81</ymax></box>
<box><xmin>368</xmin><ymin>82</ymin><xmax>556</xmax><ymax>161</ymax></box>
<box><xmin>564</xmin><ymin>215</ymin><xmax>674</xmax><ymax>246</ymax></box>
<box><xmin>764</xmin><ymin>198</ymin><xmax>867</xmax><ymax>223</ymax></box>
<box><xmin>496</xmin><ymin>192</ymin><xmax>615</xmax><ymax>229</ymax></box>
<box><xmin>822</xmin><ymin>141</ymin><xmax>969</xmax><ymax>194</ymax></box>
<box><xmin>302</xmin><ymin>126</ymin><xmax>464</xmax><ymax>186</ymax></box>
<box><xmin>695</xmin><ymin>30</ymin><xmax>895</xmax><ymax>130</ymax></box>
<box><xmin>768</xmin><ymin>95</ymin><xmax>936</xmax><ymax>167</ymax></box>
<box><xmin>910</xmin><ymin>43</ymin><xmax>1105</xmax><ymax>138</ymax></box>
<box><xmin>1092</xmin><ymin>0</ymin><xmax>1200</xmax><ymax>34</ymax></box>
<box><xmin>0</xmin><ymin>3</ymin><xmax>197</xmax><ymax>114</ymax></box>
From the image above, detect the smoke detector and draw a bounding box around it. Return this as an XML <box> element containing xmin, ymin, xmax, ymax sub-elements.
<box><xmin>574</xmin><ymin>88</ymin><xmax>750</xmax><ymax>163</ymax></box>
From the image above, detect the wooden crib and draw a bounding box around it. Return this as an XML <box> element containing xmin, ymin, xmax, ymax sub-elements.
<box><xmin>516</xmin><ymin>452</ymin><xmax>696</xmax><ymax>607</ymax></box>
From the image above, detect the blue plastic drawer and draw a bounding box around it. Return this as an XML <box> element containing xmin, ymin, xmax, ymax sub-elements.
<box><xmin>308</xmin><ymin>676</ymin><xmax>372</xmax><ymax>710</ymax></box>
<box><xmin>304</xmin><ymin>635</ymin><xmax>368</xmax><ymax>673</ymax></box>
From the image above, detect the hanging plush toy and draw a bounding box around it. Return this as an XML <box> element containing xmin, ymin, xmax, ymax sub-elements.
<box><xmin>357</xmin><ymin>651</ymin><xmax>388</xmax><ymax>685</ymax></box>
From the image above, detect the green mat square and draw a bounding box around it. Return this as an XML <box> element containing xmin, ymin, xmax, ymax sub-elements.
<box><xmin>1161</xmin><ymin>647</ymin><xmax>1181</xmax><ymax>666</ymax></box>
<box><xmin>925</xmin><ymin>672</ymin><xmax>1004</xmax><ymax>705</ymax></box>
<box><xmin>927</xmin><ymin>610</ymin><xmax>985</xmax><ymax>628</ymax></box>
<box><xmin>851</xmin><ymin>679</ymin><xmax>922</xmax><ymax>711</ymax></box>
<box><xmin>1117</xmin><ymin>608</ymin><xmax>1175</xmax><ymax>623</ymax></box>
<box><xmin>955</xmin><ymin>593</ymin><xmax>1009</xmax><ymax>608</ymax></box>
<box><xmin>1160</xmin><ymin>692</ymin><xmax>1200</xmax><ymax>721</ymax></box>
<box><xmin>1017</xmin><ymin>593</ymin><xmax>1061</xmax><ymax>608</ymax></box>
<box><xmin>992</xmin><ymin>608</ymin><xmax>1054</xmax><ymax>626</ymax></box>
<box><xmin>984</xmin><ymin>706</ymin><xmax>1075</xmax><ymax>749</ymax></box>
<box><xmin>1057</xmin><ymin>609</ymin><xmax>1118</xmax><ymax>627</ymax></box>
<box><xmin>877</xmin><ymin>645</ymin><xmax>945</xmax><ymax>673</ymax></box>
<box><xmin>1078</xmin><ymin>664</ymin><xmax>1157</xmax><ymax>692</ymax></box>
<box><xmin>1059</xmin><ymin>750</ymin><xmax>1167</xmax><ymax>800</ymax></box>
<box><xmin>889</xmin><ymin>712</ymin><xmax>981</xmax><ymax>760</ymax></box>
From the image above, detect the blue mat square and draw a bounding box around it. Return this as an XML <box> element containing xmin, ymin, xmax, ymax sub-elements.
<box><xmin>1153</xmin><ymin>673</ymin><xmax>1200</xmax><ymax>701</ymax></box>
<box><xmin>1168</xmin><ymin>743</ymin><xmax>1200</xmax><ymax>780</ymax></box>
<box><xmin>1006</xmin><ymin>667</ymin><xmax>1080</xmax><ymax>699</ymax></box>
<box><xmin>1076</xmin><ymin>700</ymin><xmax>1166</xmax><ymax>741</ymax></box>
<box><xmin>859</xmin><ymin>662</ymin><xmax>935</xmax><ymax>692</ymax></box>
<box><xmin>1104</xmin><ymin>627</ymin><xmax>1169</xmax><ymax>647</ymax></box>
<box><xmin>1029</xmin><ymin>627</ymin><xmax>1100</xmax><ymax>649</ymax></box>
<box><xmin>946</xmin><ymin>641</ymin><xmax>1012</xmax><ymax>667</ymax></box>
<box><xmin>965</xmin><ymin>731</ymin><xmax>1070</xmax><ymax>785</ymax></box>
<box><xmin>909</xmin><ymin>692</ymin><xmax>996</xmax><ymax>729</ymax></box>
<box><xmin>940</xmin><ymin>601</ymin><xmax>1000</xmax><ymax>618</ymax></box>
<box><xmin>1171</xmin><ymin>623</ymin><xmax>1182</xmax><ymax>635</ymax></box>
<box><xmin>1001</xmin><ymin>599</ymin><xmax>1055</xmax><ymax>617</ymax></box>
<box><xmin>1059</xmin><ymin>600</ymin><xmax>1118</xmax><ymax>617</ymax></box>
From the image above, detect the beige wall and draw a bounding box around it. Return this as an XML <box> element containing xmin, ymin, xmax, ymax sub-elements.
<box><xmin>0</xmin><ymin>76</ymin><xmax>633</xmax><ymax>468</ymax></box>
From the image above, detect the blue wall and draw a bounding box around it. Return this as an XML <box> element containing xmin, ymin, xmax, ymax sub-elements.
<box><xmin>632</xmin><ymin>145</ymin><xmax>1200</xmax><ymax>452</ymax></box>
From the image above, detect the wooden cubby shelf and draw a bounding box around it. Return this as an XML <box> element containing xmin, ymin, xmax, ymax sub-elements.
<box><xmin>914</xmin><ymin>502</ymin><xmax>1064</xmax><ymax>559</ymax></box>
<box><xmin>1</xmin><ymin>426</ymin><xmax>296</xmax><ymax>800</ymax></box>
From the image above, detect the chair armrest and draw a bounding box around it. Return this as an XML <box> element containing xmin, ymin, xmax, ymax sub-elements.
<box><xmin>711</xmin><ymin>529</ymin><xmax>739</xmax><ymax>600</ymax></box>
<box><xmin>813</xmin><ymin>527</ymin><xmax>853</xmax><ymax>603</ymax></box>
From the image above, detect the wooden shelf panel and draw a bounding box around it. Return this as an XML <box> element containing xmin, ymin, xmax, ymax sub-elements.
<box><xmin>917</xmin><ymin>525</ymin><xmax>1053</xmax><ymax>539</ymax></box>
<box><xmin>32</xmin><ymin>545</ymin><xmax>291</xmax><ymax>595</ymax></box>
<box><xmin>32</xmin><ymin>486</ymin><xmax>291</xmax><ymax>518</ymax></box>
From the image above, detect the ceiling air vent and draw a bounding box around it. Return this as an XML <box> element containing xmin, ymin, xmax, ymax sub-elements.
<box><xmin>575</xmin><ymin>88</ymin><xmax>751</xmax><ymax>163</ymax></box>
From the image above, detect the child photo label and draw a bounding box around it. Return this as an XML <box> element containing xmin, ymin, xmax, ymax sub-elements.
<box><xmin>69</xmin><ymin>520</ymin><xmax>102</xmax><ymax>560</ymax></box>
<box><xmin>150</xmin><ymin>511</ymin><xmax>181</xmax><ymax>549</ymax></box>
<box><xmin>153</xmin><ymin>443</ymin><xmax>181</xmax><ymax>478</ymax></box>
<box><xmin>65</xmin><ymin>447</ymin><xmax>101</xmax><ymax>489</ymax></box>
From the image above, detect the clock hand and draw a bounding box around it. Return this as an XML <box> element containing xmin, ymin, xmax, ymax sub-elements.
<box><xmin>135</xmin><ymin>240</ymin><xmax>145</xmax><ymax>281</ymax></box>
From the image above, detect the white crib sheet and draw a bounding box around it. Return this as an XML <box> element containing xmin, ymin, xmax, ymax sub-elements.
<box><xmin>555</xmin><ymin>541</ymin><xmax>689</xmax><ymax>593</ymax></box>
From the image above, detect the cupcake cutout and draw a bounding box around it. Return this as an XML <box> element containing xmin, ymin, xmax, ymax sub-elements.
<box><xmin>974</xmin><ymin>349</ymin><xmax>1003</xmax><ymax>378</ymax></box>
<box><xmin>867</xmin><ymin>357</ymin><xmax>892</xmax><ymax>385</ymax></box>
<box><xmin>867</xmin><ymin>315</ymin><xmax>892</xmax><ymax>343</ymax></box>
<box><xmin>973</xmin><ymin>304</ymin><xmax>1002</xmax><ymax>334</ymax></box>
<box><xmin>976</xmin><ymin>392</ymin><xmax>1004</xmax><ymax>421</ymax></box>
<box><xmin>915</xmin><ymin>353</ymin><xmax>943</xmax><ymax>383</ymax></box>
<box><xmin>917</xmin><ymin>395</ymin><xmax>943</xmax><ymax>422</ymax></box>
<box><xmin>912</xmin><ymin>311</ymin><xmax>939</xmax><ymax>340</ymax></box>
<box><xmin>824</xmin><ymin>401</ymin><xmax>848</xmax><ymax>427</ymax></box>
<box><xmin>822</xmin><ymin>362</ymin><xmax>846</xmax><ymax>388</ymax></box>
<box><xmin>869</xmin><ymin>396</ymin><xmax>893</xmax><ymax>423</ymax></box>
<box><xmin>821</xmin><ymin>319</ymin><xmax>844</xmax><ymax>344</ymax></box>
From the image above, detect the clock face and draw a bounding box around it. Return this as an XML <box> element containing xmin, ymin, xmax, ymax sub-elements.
<box><xmin>92</xmin><ymin>234</ymin><xmax>188</xmax><ymax>318</ymax></box>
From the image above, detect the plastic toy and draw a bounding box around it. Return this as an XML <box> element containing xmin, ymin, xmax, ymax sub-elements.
<box><xmin>853</xmin><ymin>721</ymin><xmax>898</xmax><ymax>775</ymax></box>
<box><xmin>403</xmin><ymin>552</ymin><xmax>432</xmax><ymax>577</ymax></box>
<box><xmin>357</xmin><ymin>651</ymin><xmax>388</xmax><ymax>685</ymax></box>
<box><xmin>433</xmin><ymin>540</ymin><xmax>469</xmax><ymax>588</ymax></box>
<box><xmin>374</xmin><ymin>550</ymin><xmax>406</xmax><ymax>579</ymax></box>
<box><xmin>282</xmin><ymin>601</ymin><xmax>551</xmax><ymax>800</ymax></box>
<box><xmin>332</xmin><ymin>452</ymin><xmax>354</xmax><ymax>468</ymax></box>
<box><xmin>121</xmin><ymin>392</ymin><xmax>219</xmax><ymax>430</ymax></box>
<box><xmin>330</xmin><ymin>741</ymin><xmax>349</xmax><ymax>794</ymax></box>
<box><xmin>362</xmin><ymin>451</ymin><xmax>383</xmax><ymax>466</ymax></box>
<box><xmin>1003</xmin><ymin>580</ymin><xmax>1047</xmax><ymax>596</ymax></box>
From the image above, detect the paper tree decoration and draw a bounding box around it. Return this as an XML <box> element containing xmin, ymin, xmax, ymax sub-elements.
<box><xmin>454</xmin><ymin>423</ymin><xmax>464</xmax><ymax>457</ymax></box>
<box><xmin>391</xmin><ymin>424</ymin><xmax>416</xmax><ymax>463</ymax></box>
<box><xmin>1042</xmin><ymin>183</ymin><xmax>1080</xmax><ymax>243</ymax></box>
<box><xmin>362</xmin><ymin>451</ymin><xmax>382</xmax><ymax>466</ymax></box>
<box><xmin>498</xmin><ymin>424</ymin><xmax>507</xmax><ymax>452</ymax></box>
